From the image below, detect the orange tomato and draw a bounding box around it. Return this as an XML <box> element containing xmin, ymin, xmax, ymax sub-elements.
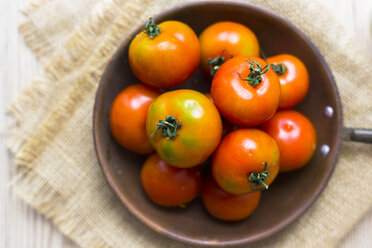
<box><xmin>267</xmin><ymin>54</ymin><xmax>309</xmax><ymax>109</ymax></box>
<box><xmin>212</xmin><ymin>128</ymin><xmax>280</xmax><ymax>195</ymax></box>
<box><xmin>146</xmin><ymin>89</ymin><xmax>222</xmax><ymax>168</ymax></box>
<box><xmin>141</xmin><ymin>154</ymin><xmax>202</xmax><ymax>207</ymax></box>
<box><xmin>129</xmin><ymin>18</ymin><xmax>200</xmax><ymax>88</ymax></box>
<box><xmin>211</xmin><ymin>56</ymin><xmax>280</xmax><ymax>127</ymax></box>
<box><xmin>199</xmin><ymin>21</ymin><xmax>260</xmax><ymax>77</ymax></box>
<box><xmin>260</xmin><ymin>110</ymin><xmax>316</xmax><ymax>171</ymax></box>
<box><xmin>110</xmin><ymin>84</ymin><xmax>160</xmax><ymax>153</ymax></box>
<box><xmin>202</xmin><ymin>174</ymin><xmax>261</xmax><ymax>221</ymax></box>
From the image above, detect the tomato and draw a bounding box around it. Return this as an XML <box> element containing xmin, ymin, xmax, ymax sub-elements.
<box><xmin>202</xmin><ymin>174</ymin><xmax>261</xmax><ymax>221</ymax></box>
<box><xmin>260</xmin><ymin>110</ymin><xmax>316</xmax><ymax>171</ymax></box>
<box><xmin>267</xmin><ymin>54</ymin><xmax>309</xmax><ymax>109</ymax></box>
<box><xmin>199</xmin><ymin>21</ymin><xmax>260</xmax><ymax>77</ymax></box>
<box><xmin>129</xmin><ymin>18</ymin><xmax>200</xmax><ymax>88</ymax></box>
<box><xmin>211</xmin><ymin>56</ymin><xmax>280</xmax><ymax>127</ymax></box>
<box><xmin>141</xmin><ymin>154</ymin><xmax>202</xmax><ymax>207</ymax></box>
<box><xmin>110</xmin><ymin>84</ymin><xmax>160</xmax><ymax>153</ymax></box>
<box><xmin>212</xmin><ymin>128</ymin><xmax>280</xmax><ymax>195</ymax></box>
<box><xmin>146</xmin><ymin>89</ymin><xmax>222</xmax><ymax>168</ymax></box>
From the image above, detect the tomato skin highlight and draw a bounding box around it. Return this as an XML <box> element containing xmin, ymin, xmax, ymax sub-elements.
<box><xmin>211</xmin><ymin>55</ymin><xmax>280</xmax><ymax>127</ymax></box>
<box><xmin>141</xmin><ymin>154</ymin><xmax>202</xmax><ymax>207</ymax></box>
<box><xmin>129</xmin><ymin>20</ymin><xmax>200</xmax><ymax>88</ymax></box>
<box><xmin>267</xmin><ymin>54</ymin><xmax>309</xmax><ymax>109</ymax></box>
<box><xmin>199</xmin><ymin>21</ymin><xmax>260</xmax><ymax>77</ymax></box>
<box><xmin>212</xmin><ymin>128</ymin><xmax>280</xmax><ymax>195</ymax></box>
<box><xmin>202</xmin><ymin>174</ymin><xmax>261</xmax><ymax>221</ymax></box>
<box><xmin>109</xmin><ymin>84</ymin><xmax>160</xmax><ymax>154</ymax></box>
<box><xmin>260</xmin><ymin>110</ymin><xmax>316</xmax><ymax>171</ymax></box>
<box><xmin>146</xmin><ymin>89</ymin><xmax>222</xmax><ymax>168</ymax></box>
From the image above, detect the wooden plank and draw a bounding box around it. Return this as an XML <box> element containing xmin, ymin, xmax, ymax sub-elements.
<box><xmin>0</xmin><ymin>0</ymin><xmax>72</xmax><ymax>247</ymax></box>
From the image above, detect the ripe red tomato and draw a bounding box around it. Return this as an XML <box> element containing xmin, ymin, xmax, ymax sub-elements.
<box><xmin>260</xmin><ymin>110</ymin><xmax>316</xmax><ymax>171</ymax></box>
<box><xmin>202</xmin><ymin>174</ymin><xmax>261</xmax><ymax>221</ymax></box>
<box><xmin>212</xmin><ymin>128</ymin><xmax>280</xmax><ymax>195</ymax></box>
<box><xmin>267</xmin><ymin>54</ymin><xmax>309</xmax><ymax>109</ymax></box>
<box><xmin>211</xmin><ymin>56</ymin><xmax>280</xmax><ymax>127</ymax></box>
<box><xmin>110</xmin><ymin>84</ymin><xmax>160</xmax><ymax>154</ymax></box>
<box><xmin>141</xmin><ymin>154</ymin><xmax>202</xmax><ymax>207</ymax></box>
<box><xmin>129</xmin><ymin>18</ymin><xmax>200</xmax><ymax>88</ymax></box>
<box><xmin>199</xmin><ymin>21</ymin><xmax>260</xmax><ymax>77</ymax></box>
<box><xmin>146</xmin><ymin>89</ymin><xmax>222</xmax><ymax>168</ymax></box>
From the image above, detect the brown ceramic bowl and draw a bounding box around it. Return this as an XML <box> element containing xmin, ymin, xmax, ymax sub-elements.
<box><xmin>93</xmin><ymin>1</ymin><xmax>343</xmax><ymax>246</ymax></box>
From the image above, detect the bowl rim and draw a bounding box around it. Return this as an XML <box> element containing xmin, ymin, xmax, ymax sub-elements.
<box><xmin>93</xmin><ymin>0</ymin><xmax>343</xmax><ymax>246</ymax></box>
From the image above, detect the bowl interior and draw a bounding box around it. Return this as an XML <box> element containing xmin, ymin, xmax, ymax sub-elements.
<box><xmin>94</xmin><ymin>1</ymin><xmax>342</xmax><ymax>246</ymax></box>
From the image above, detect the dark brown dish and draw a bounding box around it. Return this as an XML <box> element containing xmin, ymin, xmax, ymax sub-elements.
<box><xmin>93</xmin><ymin>1</ymin><xmax>343</xmax><ymax>246</ymax></box>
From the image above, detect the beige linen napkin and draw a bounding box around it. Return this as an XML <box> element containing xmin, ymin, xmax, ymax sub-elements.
<box><xmin>9</xmin><ymin>0</ymin><xmax>372</xmax><ymax>247</ymax></box>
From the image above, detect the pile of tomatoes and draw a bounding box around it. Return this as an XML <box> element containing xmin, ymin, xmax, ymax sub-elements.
<box><xmin>109</xmin><ymin>18</ymin><xmax>317</xmax><ymax>221</ymax></box>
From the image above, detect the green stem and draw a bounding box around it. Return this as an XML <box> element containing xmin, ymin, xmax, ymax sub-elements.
<box><xmin>152</xmin><ymin>115</ymin><xmax>182</xmax><ymax>140</ymax></box>
<box><xmin>248</xmin><ymin>162</ymin><xmax>273</xmax><ymax>192</ymax></box>
<box><xmin>144</xmin><ymin>17</ymin><xmax>161</xmax><ymax>38</ymax></box>
<box><xmin>271</xmin><ymin>63</ymin><xmax>287</xmax><ymax>76</ymax></box>
<box><xmin>237</xmin><ymin>58</ymin><xmax>270</xmax><ymax>86</ymax></box>
<box><xmin>207</xmin><ymin>50</ymin><xmax>233</xmax><ymax>76</ymax></box>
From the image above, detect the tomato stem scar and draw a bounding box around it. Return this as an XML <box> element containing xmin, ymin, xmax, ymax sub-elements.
<box><xmin>271</xmin><ymin>63</ymin><xmax>287</xmax><ymax>76</ymax></box>
<box><xmin>144</xmin><ymin>17</ymin><xmax>161</xmax><ymax>38</ymax></box>
<box><xmin>237</xmin><ymin>58</ymin><xmax>270</xmax><ymax>86</ymax></box>
<box><xmin>208</xmin><ymin>49</ymin><xmax>233</xmax><ymax>76</ymax></box>
<box><xmin>248</xmin><ymin>162</ymin><xmax>273</xmax><ymax>191</ymax></box>
<box><xmin>152</xmin><ymin>115</ymin><xmax>182</xmax><ymax>140</ymax></box>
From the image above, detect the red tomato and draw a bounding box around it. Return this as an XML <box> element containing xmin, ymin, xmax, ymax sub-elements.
<box><xmin>146</xmin><ymin>90</ymin><xmax>222</xmax><ymax>168</ymax></box>
<box><xmin>260</xmin><ymin>110</ymin><xmax>316</xmax><ymax>171</ymax></box>
<box><xmin>199</xmin><ymin>21</ymin><xmax>260</xmax><ymax>77</ymax></box>
<box><xmin>129</xmin><ymin>18</ymin><xmax>200</xmax><ymax>88</ymax></box>
<box><xmin>110</xmin><ymin>84</ymin><xmax>160</xmax><ymax>153</ymax></box>
<box><xmin>211</xmin><ymin>56</ymin><xmax>280</xmax><ymax>127</ymax></box>
<box><xmin>212</xmin><ymin>128</ymin><xmax>280</xmax><ymax>195</ymax></box>
<box><xmin>202</xmin><ymin>174</ymin><xmax>261</xmax><ymax>221</ymax></box>
<box><xmin>267</xmin><ymin>54</ymin><xmax>309</xmax><ymax>109</ymax></box>
<box><xmin>141</xmin><ymin>154</ymin><xmax>202</xmax><ymax>207</ymax></box>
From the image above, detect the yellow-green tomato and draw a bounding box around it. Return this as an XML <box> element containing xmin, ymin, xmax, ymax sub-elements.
<box><xmin>146</xmin><ymin>89</ymin><xmax>223</xmax><ymax>168</ymax></box>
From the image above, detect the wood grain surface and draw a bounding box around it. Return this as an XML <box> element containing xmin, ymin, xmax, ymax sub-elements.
<box><xmin>0</xmin><ymin>0</ymin><xmax>371</xmax><ymax>247</ymax></box>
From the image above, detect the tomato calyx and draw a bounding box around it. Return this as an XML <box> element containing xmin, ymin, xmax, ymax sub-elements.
<box><xmin>248</xmin><ymin>162</ymin><xmax>272</xmax><ymax>191</ymax></box>
<box><xmin>144</xmin><ymin>17</ymin><xmax>161</xmax><ymax>38</ymax></box>
<box><xmin>208</xmin><ymin>50</ymin><xmax>233</xmax><ymax>76</ymax></box>
<box><xmin>271</xmin><ymin>63</ymin><xmax>287</xmax><ymax>76</ymax></box>
<box><xmin>237</xmin><ymin>59</ymin><xmax>270</xmax><ymax>86</ymax></box>
<box><xmin>152</xmin><ymin>115</ymin><xmax>182</xmax><ymax>140</ymax></box>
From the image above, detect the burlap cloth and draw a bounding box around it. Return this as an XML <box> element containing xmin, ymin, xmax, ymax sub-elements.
<box><xmin>8</xmin><ymin>0</ymin><xmax>372</xmax><ymax>247</ymax></box>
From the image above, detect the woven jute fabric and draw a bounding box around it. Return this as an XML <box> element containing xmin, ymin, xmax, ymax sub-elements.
<box><xmin>8</xmin><ymin>0</ymin><xmax>372</xmax><ymax>247</ymax></box>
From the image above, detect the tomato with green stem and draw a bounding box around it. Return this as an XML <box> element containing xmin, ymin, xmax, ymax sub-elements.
<box><xmin>199</xmin><ymin>21</ymin><xmax>260</xmax><ymax>77</ymax></box>
<box><xmin>267</xmin><ymin>54</ymin><xmax>309</xmax><ymax>109</ymax></box>
<box><xmin>211</xmin><ymin>55</ymin><xmax>280</xmax><ymax>127</ymax></box>
<box><xmin>110</xmin><ymin>84</ymin><xmax>160</xmax><ymax>154</ymax></box>
<box><xmin>260</xmin><ymin>110</ymin><xmax>316</xmax><ymax>171</ymax></box>
<box><xmin>141</xmin><ymin>153</ymin><xmax>202</xmax><ymax>207</ymax></box>
<box><xmin>129</xmin><ymin>17</ymin><xmax>200</xmax><ymax>88</ymax></box>
<box><xmin>146</xmin><ymin>89</ymin><xmax>222</xmax><ymax>168</ymax></box>
<box><xmin>202</xmin><ymin>174</ymin><xmax>261</xmax><ymax>221</ymax></box>
<box><xmin>212</xmin><ymin>128</ymin><xmax>280</xmax><ymax>195</ymax></box>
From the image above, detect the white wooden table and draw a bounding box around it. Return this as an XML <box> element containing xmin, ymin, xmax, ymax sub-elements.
<box><xmin>1</xmin><ymin>0</ymin><xmax>371</xmax><ymax>247</ymax></box>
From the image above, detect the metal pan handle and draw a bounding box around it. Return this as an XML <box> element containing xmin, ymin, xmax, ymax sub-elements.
<box><xmin>343</xmin><ymin>128</ymin><xmax>372</xmax><ymax>144</ymax></box>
